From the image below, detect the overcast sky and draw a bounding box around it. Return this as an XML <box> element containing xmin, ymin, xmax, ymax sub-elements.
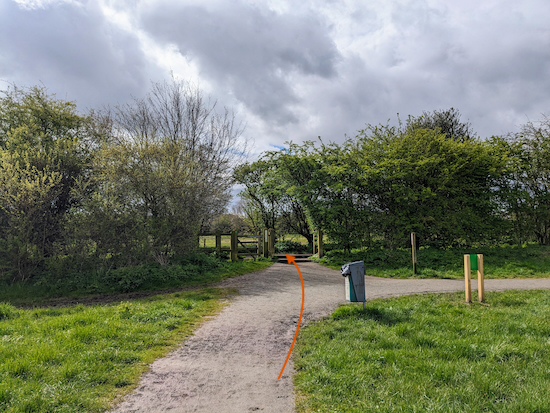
<box><xmin>1</xmin><ymin>0</ymin><xmax>550</xmax><ymax>156</ymax></box>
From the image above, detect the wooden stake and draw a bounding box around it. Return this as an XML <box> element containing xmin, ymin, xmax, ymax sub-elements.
<box><xmin>477</xmin><ymin>254</ymin><xmax>485</xmax><ymax>302</ymax></box>
<box><xmin>318</xmin><ymin>229</ymin><xmax>324</xmax><ymax>258</ymax></box>
<box><xmin>231</xmin><ymin>230</ymin><xmax>238</xmax><ymax>262</ymax></box>
<box><xmin>268</xmin><ymin>229</ymin><xmax>275</xmax><ymax>257</ymax></box>
<box><xmin>215</xmin><ymin>233</ymin><xmax>221</xmax><ymax>251</ymax></box>
<box><xmin>411</xmin><ymin>232</ymin><xmax>417</xmax><ymax>274</ymax></box>
<box><xmin>263</xmin><ymin>228</ymin><xmax>269</xmax><ymax>258</ymax></box>
<box><xmin>464</xmin><ymin>254</ymin><xmax>472</xmax><ymax>303</ymax></box>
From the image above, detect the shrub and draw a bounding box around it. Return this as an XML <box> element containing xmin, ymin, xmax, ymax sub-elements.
<box><xmin>275</xmin><ymin>241</ymin><xmax>309</xmax><ymax>253</ymax></box>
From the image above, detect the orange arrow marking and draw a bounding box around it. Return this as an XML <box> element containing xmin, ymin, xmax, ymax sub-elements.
<box><xmin>278</xmin><ymin>254</ymin><xmax>305</xmax><ymax>380</ymax></box>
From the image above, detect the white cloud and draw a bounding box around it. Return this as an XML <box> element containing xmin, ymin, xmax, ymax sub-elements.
<box><xmin>2</xmin><ymin>0</ymin><xmax>549</xmax><ymax>150</ymax></box>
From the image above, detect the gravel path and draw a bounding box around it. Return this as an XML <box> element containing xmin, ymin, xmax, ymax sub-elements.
<box><xmin>110</xmin><ymin>261</ymin><xmax>550</xmax><ymax>413</ymax></box>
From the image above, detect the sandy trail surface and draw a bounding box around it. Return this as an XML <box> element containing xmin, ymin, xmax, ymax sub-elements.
<box><xmin>110</xmin><ymin>261</ymin><xmax>550</xmax><ymax>413</ymax></box>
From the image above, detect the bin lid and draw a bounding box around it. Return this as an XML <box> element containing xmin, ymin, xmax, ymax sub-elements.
<box><xmin>341</xmin><ymin>261</ymin><xmax>364</xmax><ymax>277</ymax></box>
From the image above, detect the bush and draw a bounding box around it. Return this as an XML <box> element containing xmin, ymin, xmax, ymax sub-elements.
<box><xmin>275</xmin><ymin>241</ymin><xmax>310</xmax><ymax>253</ymax></box>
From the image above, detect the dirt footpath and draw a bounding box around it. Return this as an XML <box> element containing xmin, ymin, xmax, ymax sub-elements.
<box><xmin>110</xmin><ymin>262</ymin><xmax>550</xmax><ymax>413</ymax></box>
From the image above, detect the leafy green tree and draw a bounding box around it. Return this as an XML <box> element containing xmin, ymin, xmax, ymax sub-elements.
<box><xmin>406</xmin><ymin>107</ymin><xmax>476</xmax><ymax>141</ymax></box>
<box><xmin>353</xmin><ymin>124</ymin><xmax>506</xmax><ymax>247</ymax></box>
<box><xmin>208</xmin><ymin>214</ymin><xmax>250</xmax><ymax>234</ymax></box>
<box><xmin>73</xmin><ymin>77</ymin><xmax>246</xmax><ymax>266</ymax></box>
<box><xmin>234</xmin><ymin>160</ymin><xmax>280</xmax><ymax>231</ymax></box>
<box><xmin>0</xmin><ymin>85</ymin><xmax>91</xmax><ymax>281</ymax></box>
<box><xmin>234</xmin><ymin>157</ymin><xmax>313</xmax><ymax>243</ymax></box>
<box><xmin>499</xmin><ymin>116</ymin><xmax>550</xmax><ymax>245</ymax></box>
<box><xmin>275</xmin><ymin>140</ymin><xmax>371</xmax><ymax>252</ymax></box>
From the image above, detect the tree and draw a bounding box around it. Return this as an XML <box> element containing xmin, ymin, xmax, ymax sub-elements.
<box><xmin>234</xmin><ymin>155</ymin><xmax>313</xmax><ymax>243</ymax></box>
<box><xmin>233</xmin><ymin>160</ymin><xmax>279</xmax><ymax>231</ymax></box>
<box><xmin>74</xmin><ymin>77</ymin><xmax>247</xmax><ymax>265</ymax></box>
<box><xmin>275</xmin><ymin>140</ymin><xmax>371</xmax><ymax>252</ymax></box>
<box><xmin>208</xmin><ymin>213</ymin><xmax>250</xmax><ymax>234</ymax></box>
<box><xmin>0</xmin><ymin>85</ymin><xmax>92</xmax><ymax>281</ymax></box>
<box><xmin>353</xmin><ymin>123</ymin><xmax>505</xmax><ymax>247</ymax></box>
<box><xmin>499</xmin><ymin>115</ymin><xmax>550</xmax><ymax>245</ymax></box>
<box><xmin>406</xmin><ymin>108</ymin><xmax>476</xmax><ymax>141</ymax></box>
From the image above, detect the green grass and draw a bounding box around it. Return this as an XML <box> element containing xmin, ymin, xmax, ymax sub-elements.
<box><xmin>314</xmin><ymin>243</ymin><xmax>550</xmax><ymax>279</ymax></box>
<box><xmin>0</xmin><ymin>288</ymin><xmax>233</xmax><ymax>413</ymax></box>
<box><xmin>0</xmin><ymin>258</ymin><xmax>273</xmax><ymax>307</ymax></box>
<box><xmin>294</xmin><ymin>290</ymin><xmax>550</xmax><ymax>413</ymax></box>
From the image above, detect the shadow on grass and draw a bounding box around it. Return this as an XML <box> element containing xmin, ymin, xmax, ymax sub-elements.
<box><xmin>331</xmin><ymin>304</ymin><xmax>411</xmax><ymax>326</ymax></box>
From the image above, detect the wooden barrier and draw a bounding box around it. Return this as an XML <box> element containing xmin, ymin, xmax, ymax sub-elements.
<box><xmin>231</xmin><ymin>230</ymin><xmax>238</xmax><ymax>262</ymax></box>
<box><xmin>312</xmin><ymin>229</ymin><xmax>324</xmax><ymax>258</ymax></box>
<box><xmin>318</xmin><ymin>229</ymin><xmax>324</xmax><ymax>258</ymax></box>
<box><xmin>464</xmin><ymin>254</ymin><xmax>485</xmax><ymax>303</ymax></box>
<box><xmin>202</xmin><ymin>230</ymin><xmax>273</xmax><ymax>261</ymax></box>
<box><xmin>263</xmin><ymin>228</ymin><xmax>269</xmax><ymax>258</ymax></box>
<box><xmin>411</xmin><ymin>232</ymin><xmax>417</xmax><ymax>274</ymax></box>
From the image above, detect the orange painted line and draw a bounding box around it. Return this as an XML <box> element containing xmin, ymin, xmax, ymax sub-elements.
<box><xmin>278</xmin><ymin>255</ymin><xmax>305</xmax><ymax>380</ymax></box>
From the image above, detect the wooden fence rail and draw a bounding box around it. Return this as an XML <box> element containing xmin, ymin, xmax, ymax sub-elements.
<box><xmin>200</xmin><ymin>230</ymin><xmax>275</xmax><ymax>262</ymax></box>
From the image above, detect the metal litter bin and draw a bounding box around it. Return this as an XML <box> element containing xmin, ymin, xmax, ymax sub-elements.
<box><xmin>341</xmin><ymin>261</ymin><xmax>365</xmax><ymax>305</ymax></box>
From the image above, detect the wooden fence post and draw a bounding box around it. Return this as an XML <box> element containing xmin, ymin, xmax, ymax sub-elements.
<box><xmin>263</xmin><ymin>228</ymin><xmax>269</xmax><ymax>258</ymax></box>
<box><xmin>215</xmin><ymin>233</ymin><xmax>221</xmax><ymax>252</ymax></box>
<box><xmin>268</xmin><ymin>229</ymin><xmax>275</xmax><ymax>257</ymax></box>
<box><xmin>464</xmin><ymin>254</ymin><xmax>472</xmax><ymax>303</ymax></box>
<box><xmin>411</xmin><ymin>232</ymin><xmax>417</xmax><ymax>274</ymax></box>
<box><xmin>231</xmin><ymin>230</ymin><xmax>238</xmax><ymax>262</ymax></box>
<box><xmin>318</xmin><ymin>229</ymin><xmax>324</xmax><ymax>258</ymax></box>
<box><xmin>477</xmin><ymin>254</ymin><xmax>485</xmax><ymax>303</ymax></box>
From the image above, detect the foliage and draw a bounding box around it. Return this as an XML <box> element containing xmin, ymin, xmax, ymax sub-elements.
<box><xmin>237</xmin><ymin>110</ymin><xmax>550</xmax><ymax>249</ymax></box>
<box><xmin>405</xmin><ymin>107</ymin><xmax>476</xmax><ymax>141</ymax></box>
<box><xmin>234</xmin><ymin>156</ymin><xmax>312</xmax><ymax>243</ymax></box>
<box><xmin>70</xmin><ymin>77</ymin><xmax>246</xmax><ymax>267</ymax></box>
<box><xmin>207</xmin><ymin>213</ymin><xmax>250</xmax><ymax>235</ymax></box>
<box><xmin>353</xmin><ymin>124</ymin><xmax>506</xmax><ymax>247</ymax></box>
<box><xmin>274</xmin><ymin>240</ymin><xmax>310</xmax><ymax>254</ymax></box>
<box><xmin>0</xmin><ymin>85</ymin><xmax>92</xmax><ymax>282</ymax></box>
<box><xmin>0</xmin><ymin>254</ymin><xmax>273</xmax><ymax>305</ymax></box>
<box><xmin>295</xmin><ymin>290</ymin><xmax>550</xmax><ymax>412</ymax></box>
<box><xmin>272</xmin><ymin>140</ymin><xmax>370</xmax><ymax>252</ymax></box>
<box><xmin>497</xmin><ymin>116</ymin><xmax>550</xmax><ymax>245</ymax></box>
<box><xmin>0</xmin><ymin>79</ymin><xmax>248</xmax><ymax>286</ymax></box>
<box><xmin>0</xmin><ymin>289</ymin><xmax>229</xmax><ymax>412</ymax></box>
<box><xmin>272</xmin><ymin>122</ymin><xmax>506</xmax><ymax>250</ymax></box>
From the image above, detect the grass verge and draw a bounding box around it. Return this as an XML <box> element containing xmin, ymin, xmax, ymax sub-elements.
<box><xmin>313</xmin><ymin>243</ymin><xmax>550</xmax><ymax>279</ymax></box>
<box><xmin>0</xmin><ymin>288</ymin><xmax>235</xmax><ymax>413</ymax></box>
<box><xmin>294</xmin><ymin>290</ymin><xmax>550</xmax><ymax>412</ymax></box>
<box><xmin>0</xmin><ymin>259</ymin><xmax>273</xmax><ymax>307</ymax></box>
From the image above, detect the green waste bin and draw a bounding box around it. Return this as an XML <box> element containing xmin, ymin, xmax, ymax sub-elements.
<box><xmin>341</xmin><ymin>261</ymin><xmax>365</xmax><ymax>303</ymax></box>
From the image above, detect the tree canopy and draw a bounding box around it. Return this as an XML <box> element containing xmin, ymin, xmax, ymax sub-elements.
<box><xmin>0</xmin><ymin>80</ymin><xmax>246</xmax><ymax>283</ymax></box>
<box><xmin>236</xmin><ymin>110</ymin><xmax>548</xmax><ymax>250</ymax></box>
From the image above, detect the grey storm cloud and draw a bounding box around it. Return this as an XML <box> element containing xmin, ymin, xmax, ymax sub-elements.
<box><xmin>0</xmin><ymin>0</ymin><xmax>155</xmax><ymax>111</ymax></box>
<box><xmin>138</xmin><ymin>1</ymin><xmax>342</xmax><ymax>125</ymax></box>
<box><xmin>1</xmin><ymin>0</ymin><xmax>549</xmax><ymax>151</ymax></box>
